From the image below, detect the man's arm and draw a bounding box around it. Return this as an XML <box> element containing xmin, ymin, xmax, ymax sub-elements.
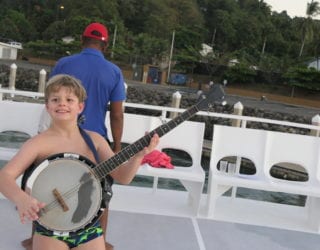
<box><xmin>109</xmin><ymin>101</ymin><xmax>124</xmax><ymax>153</ymax></box>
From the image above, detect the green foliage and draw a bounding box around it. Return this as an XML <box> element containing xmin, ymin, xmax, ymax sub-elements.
<box><xmin>65</xmin><ymin>16</ymin><xmax>92</xmax><ymax>38</ymax></box>
<box><xmin>0</xmin><ymin>0</ymin><xmax>320</xmax><ymax>89</ymax></box>
<box><xmin>132</xmin><ymin>33</ymin><xmax>168</xmax><ymax>64</ymax></box>
<box><xmin>25</xmin><ymin>40</ymin><xmax>80</xmax><ymax>59</ymax></box>
<box><xmin>0</xmin><ymin>17</ymin><xmax>20</xmax><ymax>41</ymax></box>
<box><xmin>0</xmin><ymin>9</ymin><xmax>37</xmax><ymax>42</ymax></box>
<box><xmin>224</xmin><ymin>63</ymin><xmax>257</xmax><ymax>84</ymax></box>
<box><xmin>42</xmin><ymin>21</ymin><xmax>67</xmax><ymax>41</ymax></box>
<box><xmin>259</xmin><ymin>54</ymin><xmax>293</xmax><ymax>74</ymax></box>
<box><xmin>283</xmin><ymin>66</ymin><xmax>320</xmax><ymax>90</ymax></box>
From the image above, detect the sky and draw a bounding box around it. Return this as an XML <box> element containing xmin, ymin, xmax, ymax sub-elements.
<box><xmin>264</xmin><ymin>0</ymin><xmax>309</xmax><ymax>18</ymax></box>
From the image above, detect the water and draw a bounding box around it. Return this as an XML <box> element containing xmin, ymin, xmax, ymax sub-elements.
<box><xmin>0</xmin><ymin>131</ymin><xmax>29</xmax><ymax>148</ymax></box>
<box><xmin>0</xmin><ymin>131</ymin><xmax>306</xmax><ymax>207</ymax></box>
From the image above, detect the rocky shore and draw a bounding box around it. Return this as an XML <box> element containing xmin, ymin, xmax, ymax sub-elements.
<box><xmin>0</xmin><ymin>63</ymin><xmax>319</xmax><ymax>140</ymax></box>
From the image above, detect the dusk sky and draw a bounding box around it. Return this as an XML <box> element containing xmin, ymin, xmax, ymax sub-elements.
<box><xmin>264</xmin><ymin>0</ymin><xmax>310</xmax><ymax>18</ymax></box>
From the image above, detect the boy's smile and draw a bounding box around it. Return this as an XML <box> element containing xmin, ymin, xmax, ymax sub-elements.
<box><xmin>46</xmin><ymin>87</ymin><xmax>84</xmax><ymax>121</ymax></box>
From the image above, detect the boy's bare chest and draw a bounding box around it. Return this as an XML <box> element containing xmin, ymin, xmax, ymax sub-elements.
<box><xmin>37</xmin><ymin>136</ymin><xmax>94</xmax><ymax>164</ymax></box>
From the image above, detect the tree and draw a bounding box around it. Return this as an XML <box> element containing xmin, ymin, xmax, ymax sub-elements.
<box><xmin>118</xmin><ymin>0</ymin><xmax>151</xmax><ymax>34</ymax></box>
<box><xmin>0</xmin><ymin>9</ymin><xmax>37</xmax><ymax>42</ymax></box>
<box><xmin>299</xmin><ymin>0</ymin><xmax>320</xmax><ymax>57</ymax></box>
<box><xmin>63</xmin><ymin>0</ymin><xmax>119</xmax><ymax>21</ymax></box>
<box><xmin>42</xmin><ymin>21</ymin><xmax>66</xmax><ymax>41</ymax></box>
<box><xmin>0</xmin><ymin>17</ymin><xmax>20</xmax><ymax>41</ymax></box>
<box><xmin>172</xmin><ymin>25</ymin><xmax>205</xmax><ymax>73</ymax></box>
<box><xmin>132</xmin><ymin>33</ymin><xmax>168</xmax><ymax>64</ymax></box>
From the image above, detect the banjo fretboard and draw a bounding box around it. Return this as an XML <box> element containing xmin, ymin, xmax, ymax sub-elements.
<box><xmin>93</xmin><ymin>105</ymin><xmax>200</xmax><ymax>179</ymax></box>
<box><xmin>91</xmin><ymin>84</ymin><xmax>225</xmax><ymax>180</ymax></box>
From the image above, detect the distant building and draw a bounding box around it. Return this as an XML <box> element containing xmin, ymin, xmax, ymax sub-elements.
<box><xmin>200</xmin><ymin>43</ymin><xmax>213</xmax><ymax>57</ymax></box>
<box><xmin>62</xmin><ymin>36</ymin><xmax>75</xmax><ymax>44</ymax></box>
<box><xmin>307</xmin><ymin>58</ymin><xmax>320</xmax><ymax>71</ymax></box>
<box><xmin>228</xmin><ymin>58</ymin><xmax>239</xmax><ymax>66</ymax></box>
<box><xmin>0</xmin><ymin>41</ymin><xmax>22</xmax><ymax>60</ymax></box>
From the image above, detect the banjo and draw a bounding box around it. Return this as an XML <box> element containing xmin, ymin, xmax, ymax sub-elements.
<box><xmin>25</xmin><ymin>84</ymin><xmax>225</xmax><ymax>236</ymax></box>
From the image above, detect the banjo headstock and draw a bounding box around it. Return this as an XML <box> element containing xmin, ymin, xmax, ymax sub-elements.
<box><xmin>196</xmin><ymin>84</ymin><xmax>226</xmax><ymax>111</ymax></box>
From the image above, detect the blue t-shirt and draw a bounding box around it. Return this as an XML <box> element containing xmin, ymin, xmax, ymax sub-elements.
<box><xmin>50</xmin><ymin>48</ymin><xmax>126</xmax><ymax>138</ymax></box>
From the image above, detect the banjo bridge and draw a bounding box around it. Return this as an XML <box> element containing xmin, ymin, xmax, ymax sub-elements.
<box><xmin>53</xmin><ymin>188</ymin><xmax>69</xmax><ymax>212</ymax></box>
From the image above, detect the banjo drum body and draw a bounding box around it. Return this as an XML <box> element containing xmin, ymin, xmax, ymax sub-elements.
<box><xmin>26</xmin><ymin>153</ymin><xmax>104</xmax><ymax>235</ymax></box>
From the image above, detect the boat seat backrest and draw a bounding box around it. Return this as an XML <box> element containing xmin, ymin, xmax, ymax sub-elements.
<box><xmin>107</xmin><ymin>113</ymin><xmax>205</xmax><ymax>168</ymax></box>
<box><xmin>105</xmin><ymin>112</ymin><xmax>206</xmax><ymax>214</ymax></box>
<box><xmin>106</xmin><ymin>112</ymin><xmax>162</xmax><ymax>143</ymax></box>
<box><xmin>211</xmin><ymin>125</ymin><xmax>268</xmax><ymax>179</ymax></box>
<box><xmin>210</xmin><ymin>125</ymin><xmax>320</xmax><ymax>183</ymax></box>
<box><xmin>157</xmin><ymin>119</ymin><xmax>205</xmax><ymax>168</ymax></box>
<box><xmin>122</xmin><ymin>113</ymin><xmax>162</xmax><ymax>144</ymax></box>
<box><xmin>207</xmin><ymin>125</ymin><xmax>320</xmax><ymax>221</ymax></box>
<box><xmin>264</xmin><ymin>130</ymin><xmax>320</xmax><ymax>184</ymax></box>
<box><xmin>0</xmin><ymin>101</ymin><xmax>43</xmax><ymax>137</ymax></box>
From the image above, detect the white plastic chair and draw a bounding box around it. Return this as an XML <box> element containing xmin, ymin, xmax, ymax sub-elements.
<box><xmin>206</xmin><ymin>125</ymin><xmax>320</xmax><ymax>226</ymax></box>
<box><xmin>0</xmin><ymin>101</ymin><xmax>43</xmax><ymax>137</ymax></box>
<box><xmin>206</xmin><ymin>125</ymin><xmax>268</xmax><ymax>216</ymax></box>
<box><xmin>106</xmin><ymin>113</ymin><xmax>206</xmax><ymax>214</ymax></box>
<box><xmin>138</xmin><ymin>119</ymin><xmax>206</xmax><ymax>213</ymax></box>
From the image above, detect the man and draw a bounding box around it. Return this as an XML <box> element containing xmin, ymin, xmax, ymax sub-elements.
<box><xmin>22</xmin><ymin>22</ymin><xmax>125</xmax><ymax>250</ymax></box>
<box><xmin>51</xmin><ymin>22</ymin><xmax>125</xmax><ymax>153</ymax></box>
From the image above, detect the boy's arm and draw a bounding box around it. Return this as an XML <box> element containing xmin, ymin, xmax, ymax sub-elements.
<box><xmin>109</xmin><ymin>133</ymin><xmax>159</xmax><ymax>184</ymax></box>
<box><xmin>0</xmin><ymin>139</ymin><xmax>45</xmax><ymax>223</ymax></box>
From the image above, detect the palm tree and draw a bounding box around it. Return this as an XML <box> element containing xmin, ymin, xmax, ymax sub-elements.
<box><xmin>299</xmin><ymin>0</ymin><xmax>320</xmax><ymax>57</ymax></box>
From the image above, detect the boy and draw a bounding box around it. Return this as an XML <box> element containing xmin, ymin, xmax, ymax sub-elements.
<box><xmin>0</xmin><ymin>74</ymin><xmax>159</xmax><ymax>250</ymax></box>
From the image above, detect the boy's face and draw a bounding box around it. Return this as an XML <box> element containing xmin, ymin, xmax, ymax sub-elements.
<box><xmin>46</xmin><ymin>86</ymin><xmax>84</xmax><ymax>122</ymax></box>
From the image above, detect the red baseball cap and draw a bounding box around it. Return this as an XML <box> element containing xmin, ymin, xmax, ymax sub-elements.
<box><xmin>82</xmin><ymin>23</ymin><xmax>108</xmax><ymax>42</ymax></box>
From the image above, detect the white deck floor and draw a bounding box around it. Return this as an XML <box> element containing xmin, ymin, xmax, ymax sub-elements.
<box><xmin>2</xmin><ymin>185</ymin><xmax>320</xmax><ymax>250</ymax></box>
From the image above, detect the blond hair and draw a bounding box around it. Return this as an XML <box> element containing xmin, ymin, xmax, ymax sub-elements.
<box><xmin>45</xmin><ymin>74</ymin><xmax>87</xmax><ymax>103</ymax></box>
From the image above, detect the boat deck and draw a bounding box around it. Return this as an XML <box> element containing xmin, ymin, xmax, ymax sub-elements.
<box><xmin>1</xmin><ymin>90</ymin><xmax>320</xmax><ymax>250</ymax></box>
<box><xmin>2</xmin><ymin>185</ymin><xmax>320</xmax><ymax>250</ymax></box>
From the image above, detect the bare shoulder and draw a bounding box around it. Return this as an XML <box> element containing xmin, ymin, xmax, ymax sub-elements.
<box><xmin>85</xmin><ymin>130</ymin><xmax>108</xmax><ymax>147</ymax></box>
<box><xmin>25</xmin><ymin>130</ymin><xmax>55</xmax><ymax>147</ymax></box>
<box><xmin>19</xmin><ymin>131</ymin><xmax>60</xmax><ymax>159</ymax></box>
<box><xmin>2</xmin><ymin>133</ymin><xmax>46</xmax><ymax>175</ymax></box>
<box><xmin>15</xmin><ymin>133</ymin><xmax>49</xmax><ymax>160</ymax></box>
<box><xmin>85</xmin><ymin>130</ymin><xmax>113</xmax><ymax>154</ymax></box>
<box><xmin>20</xmin><ymin>133</ymin><xmax>46</xmax><ymax>150</ymax></box>
<box><xmin>85</xmin><ymin>130</ymin><xmax>105</xmax><ymax>142</ymax></box>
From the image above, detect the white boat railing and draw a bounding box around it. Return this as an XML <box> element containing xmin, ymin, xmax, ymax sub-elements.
<box><xmin>0</xmin><ymin>87</ymin><xmax>320</xmax><ymax>132</ymax></box>
<box><xmin>0</xmin><ymin>88</ymin><xmax>44</xmax><ymax>98</ymax></box>
<box><xmin>124</xmin><ymin>102</ymin><xmax>320</xmax><ymax>132</ymax></box>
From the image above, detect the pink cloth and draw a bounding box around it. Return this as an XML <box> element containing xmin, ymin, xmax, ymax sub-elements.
<box><xmin>142</xmin><ymin>150</ymin><xmax>174</xmax><ymax>169</ymax></box>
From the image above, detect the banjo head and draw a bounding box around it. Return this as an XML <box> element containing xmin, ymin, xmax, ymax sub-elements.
<box><xmin>27</xmin><ymin>153</ymin><xmax>103</xmax><ymax>235</ymax></box>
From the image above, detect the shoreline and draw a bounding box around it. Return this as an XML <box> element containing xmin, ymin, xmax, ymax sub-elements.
<box><xmin>0</xmin><ymin>59</ymin><xmax>319</xmax><ymax>122</ymax></box>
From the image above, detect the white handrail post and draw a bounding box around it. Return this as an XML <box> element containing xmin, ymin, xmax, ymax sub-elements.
<box><xmin>232</xmin><ymin>101</ymin><xmax>243</xmax><ymax>127</ymax></box>
<box><xmin>0</xmin><ymin>84</ymin><xmax>2</xmax><ymax>101</ymax></box>
<box><xmin>38</xmin><ymin>69</ymin><xmax>47</xmax><ymax>93</ymax></box>
<box><xmin>231</xmin><ymin>101</ymin><xmax>244</xmax><ymax>199</ymax></box>
<box><xmin>9</xmin><ymin>63</ymin><xmax>17</xmax><ymax>97</ymax></box>
<box><xmin>310</xmin><ymin>114</ymin><xmax>320</xmax><ymax>137</ymax></box>
<box><xmin>169</xmin><ymin>91</ymin><xmax>181</xmax><ymax>119</ymax></box>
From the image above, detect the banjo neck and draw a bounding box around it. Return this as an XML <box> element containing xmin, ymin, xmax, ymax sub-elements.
<box><xmin>93</xmin><ymin>84</ymin><xmax>225</xmax><ymax>180</ymax></box>
<box><xmin>94</xmin><ymin>105</ymin><xmax>199</xmax><ymax>179</ymax></box>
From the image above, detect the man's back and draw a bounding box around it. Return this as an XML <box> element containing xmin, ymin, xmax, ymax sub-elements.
<box><xmin>51</xmin><ymin>47</ymin><xmax>126</xmax><ymax>138</ymax></box>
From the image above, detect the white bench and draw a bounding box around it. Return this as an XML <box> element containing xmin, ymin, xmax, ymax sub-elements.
<box><xmin>0</xmin><ymin>101</ymin><xmax>44</xmax><ymax>198</ymax></box>
<box><xmin>0</xmin><ymin>101</ymin><xmax>44</xmax><ymax>159</ymax></box>
<box><xmin>106</xmin><ymin>112</ymin><xmax>206</xmax><ymax>214</ymax></box>
<box><xmin>206</xmin><ymin>125</ymin><xmax>320</xmax><ymax>230</ymax></box>
<box><xmin>0</xmin><ymin>101</ymin><xmax>43</xmax><ymax>137</ymax></box>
